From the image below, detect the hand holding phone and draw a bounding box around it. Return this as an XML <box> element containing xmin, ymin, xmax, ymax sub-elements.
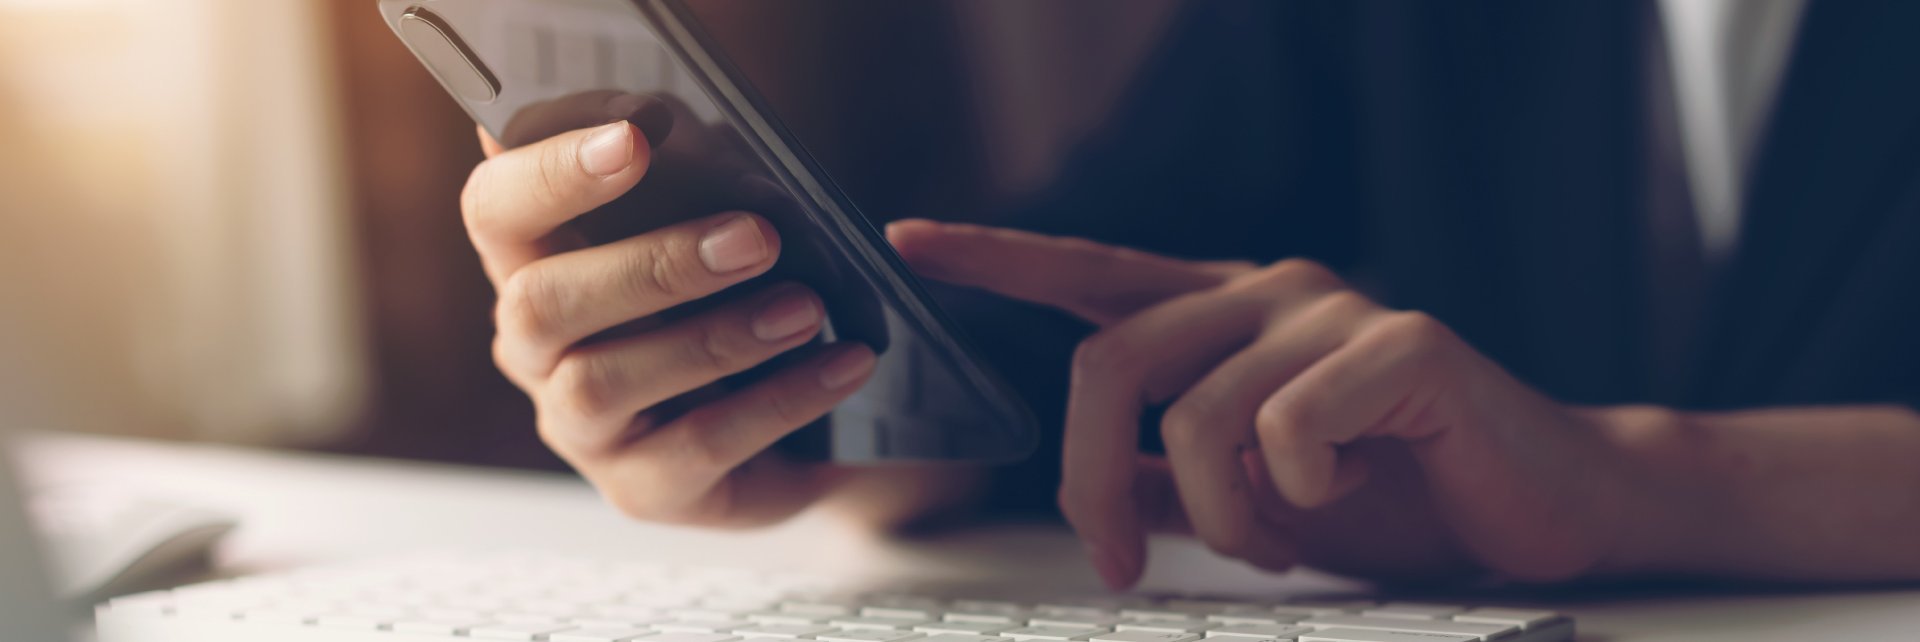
<box><xmin>464</xmin><ymin>92</ymin><xmax>894</xmax><ymax>524</ymax></box>
<box><xmin>384</xmin><ymin>0</ymin><xmax>1037</xmax><ymax>476</ymax></box>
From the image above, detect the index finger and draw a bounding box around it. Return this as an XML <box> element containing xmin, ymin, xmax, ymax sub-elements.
<box><xmin>463</xmin><ymin>120</ymin><xmax>652</xmax><ymax>285</ymax></box>
<box><xmin>1062</xmin><ymin>288</ymin><xmax>1267</xmax><ymax>589</ymax></box>
<box><xmin>886</xmin><ymin>220</ymin><xmax>1233</xmax><ymax>325</ymax></box>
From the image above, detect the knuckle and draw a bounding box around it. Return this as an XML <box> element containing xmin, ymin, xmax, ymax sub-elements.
<box><xmin>1256</xmin><ymin>397</ymin><xmax>1310</xmax><ymax>445</ymax></box>
<box><xmin>626</xmin><ymin>240</ymin><xmax>698</xmax><ymax>301</ymax></box>
<box><xmin>1072</xmin><ymin>330</ymin><xmax>1143</xmax><ymax>375</ymax></box>
<box><xmin>547</xmin><ymin>354</ymin><xmax>621</xmax><ymax>423</ymax></box>
<box><xmin>1309</xmin><ymin>290</ymin><xmax>1375</xmax><ymax>319</ymax></box>
<box><xmin>533</xmin><ymin>139</ymin><xmax>580</xmax><ymax>210</ymax></box>
<box><xmin>676</xmin><ymin>318</ymin><xmax>746</xmax><ymax>374</ymax></box>
<box><xmin>761</xmin><ymin>384</ymin><xmax>817</xmax><ymax>429</ymax></box>
<box><xmin>1260</xmin><ymin>258</ymin><xmax>1340</xmax><ymax>290</ymax></box>
<box><xmin>496</xmin><ymin>267</ymin><xmax>564</xmax><ymax>344</ymax></box>
<box><xmin>661</xmin><ymin>425</ymin><xmax>724</xmax><ymax>475</ymax></box>
<box><xmin>1370</xmin><ymin>310</ymin><xmax>1451</xmax><ymax>352</ymax></box>
<box><xmin>1159</xmin><ymin>398</ymin><xmax>1214</xmax><ymax>451</ymax></box>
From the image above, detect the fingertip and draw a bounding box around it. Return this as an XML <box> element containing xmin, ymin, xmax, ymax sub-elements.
<box><xmin>817</xmin><ymin>343</ymin><xmax>877</xmax><ymax>391</ymax></box>
<box><xmin>887</xmin><ymin>220</ymin><xmax>959</xmax><ymax>279</ymax></box>
<box><xmin>700</xmin><ymin>211</ymin><xmax>783</xmax><ymax>276</ymax></box>
<box><xmin>885</xmin><ymin>219</ymin><xmax>943</xmax><ymax>250</ymax></box>
<box><xmin>580</xmin><ymin>121</ymin><xmax>640</xmax><ymax>178</ymax></box>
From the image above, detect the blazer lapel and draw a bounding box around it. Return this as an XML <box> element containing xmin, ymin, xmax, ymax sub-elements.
<box><xmin>1695</xmin><ymin>0</ymin><xmax>1920</xmax><ymax>406</ymax></box>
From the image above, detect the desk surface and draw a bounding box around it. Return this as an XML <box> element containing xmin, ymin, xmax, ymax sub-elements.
<box><xmin>17</xmin><ymin>434</ymin><xmax>1920</xmax><ymax>642</ymax></box>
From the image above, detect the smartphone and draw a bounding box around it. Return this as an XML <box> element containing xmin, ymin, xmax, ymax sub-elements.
<box><xmin>380</xmin><ymin>0</ymin><xmax>1038</xmax><ymax>463</ymax></box>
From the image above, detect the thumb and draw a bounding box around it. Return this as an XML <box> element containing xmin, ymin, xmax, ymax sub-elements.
<box><xmin>886</xmin><ymin>219</ymin><xmax>1230</xmax><ymax>326</ymax></box>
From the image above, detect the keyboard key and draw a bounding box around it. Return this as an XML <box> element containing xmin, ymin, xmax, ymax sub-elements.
<box><xmin>734</xmin><ymin>624</ymin><xmax>838</xmax><ymax>639</ymax></box>
<box><xmin>1449</xmin><ymin>609</ymin><xmax>1563</xmax><ymax>630</ymax></box>
<box><xmin>1120</xmin><ymin>608</ymin><xmax>1208</xmax><ymax>622</ymax></box>
<box><xmin>316</xmin><ymin>608</ymin><xmax>413</xmax><ymax>630</ymax></box>
<box><xmin>920</xmin><ymin>635</ymin><xmax>1004</xmax><ymax>642</ymax></box>
<box><xmin>638</xmin><ymin>634</ymin><xmax>745</xmax><ymax>642</ymax></box>
<box><xmin>748</xmin><ymin>611</ymin><xmax>829</xmax><ymax>625</ymax></box>
<box><xmin>1295</xmin><ymin>616</ymin><xmax>1516</xmax><ymax>641</ymax></box>
<box><xmin>815</xmin><ymin>629</ymin><xmax>928</xmax><ymax>642</ymax></box>
<box><xmin>238</xmin><ymin>607</ymin><xmax>322</xmax><ymax>626</ymax></box>
<box><xmin>865</xmin><ymin>606</ymin><xmax>940</xmax><ymax>619</ymax></box>
<box><xmin>1204</xmin><ymin>614</ymin><xmax>1303</xmax><ymax>627</ymax></box>
<box><xmin>1163</xmin><ymin>600</ymin><xmax>1259</xmax><ymax>615</ymax></box>
<box><xmin>471</xmin><ymin>622</ymin><xmax>579</xmax><ymax>640</ymax></box>
<box><xmin>1092</xmin><ymin>630</ymin><xmax>1204</xmax><ymax>642</ymax></box>
<box><xmin>392</xmin><ymin>618</ymin><xmax>491</xmax><ymax>635</ymax></box>
<box><xmin>575</xmin><ymin>618</ymin><xmax>663</xmax><ymax>629</ymax></box>
<box><xmin>1032</xmin><ymin>614</ymin><xmax>1128</xmax><ymax>629</ymax></box>
<box><xmin>421</xmin><ymin>605</ymin><xmax>490</xmax><ymax>619</ymax></box>
<box><xmin>1268</xmin><ymin>607</ymin><xmax>1349</xmax><ymax>619</ymax></box>
<box><xmin>1037</xmin><ymin>606</ymin><xmax>1117</xmax><ymax>620</ymax></box>
<box><xmin>1203</xmin><ymin>625</ymin><xmax>1311</xmax><ymax>639</ymax></box>
<box><xmin>782</xmin><ymin>600</ymin><xmax>860</xmax><ymax>616</ymax></box>
<box><xmin>552</xmin><ymin>629</ymin><xmax>656</xmax><ymax>642</ymax></box>
<box><xmin>915</xmin><ymin>621</ymin><xmax>1014</xmax><ymax>635</ymax></box>
<box><xmin>1001</xmin><ymin>625</ymin><xmax>1109</xmax><ymax>641</ymax></box>
<box><xmin>831</xmin><ymin>616</ymin><xmax>932</xmax><ymax>630</ymax></box>
<box><xmin>1116</xmin><ymin>619</ymin><xmax>1209</xmax><ymax>634</ymax></box>
<box><xmin>1298</xmin><ymin>630</ymin><xmax>1478</xmax><ymax>642</ymax></box>
<box><xmin>657</xmin><ymin>620</ymin><xmax>752</xmax><ymax>633</ymax></box>
<box><xmin>675</xmin><ymin>607</ymin><xmax>754</xmax><ymax>621</ymax></box>
<box><xmin>1285</xmin><ymin>600</ymin><xmax>1375</xmax><ymax>612</ymax></box>
<box><xmin>1361</xmin><ymin>605</ymin><xmax>1463</xmax><ymax>621</ymax></box>
<box><xmin>944</xmin><ymin>607</ymin><xmax>1031</xmax><ymax>624</ymax></box>
<box><xmin>865</xmin><ymin>595</ymin><xmax>946</xmax><ymax>611</ymax></box>
<box><xmin>948</xmin><ymin>600</ymin><xmax>1022</xmax><ymax>613</ymax></box>
<box><xmin>590</xmin><ymin>605</ymin><xmax>662</xmax><ymax>619</ymax></box>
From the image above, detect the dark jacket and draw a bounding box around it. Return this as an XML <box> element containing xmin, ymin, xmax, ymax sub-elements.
<box><xmin>966</xmin><ymin>0</ymin><xmax>1920</xmax><ymax>509</ymax></box>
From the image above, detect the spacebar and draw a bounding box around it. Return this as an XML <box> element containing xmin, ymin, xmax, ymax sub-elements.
<box><xmin>1298</xmin><ymin>629</ymin><xmax>1480</xmax><ymax>642</ymax></box>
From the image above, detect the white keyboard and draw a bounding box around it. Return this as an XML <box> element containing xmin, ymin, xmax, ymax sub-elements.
<box><xmin>94</xmin><ymin>553</ymin><xmax>1573</xmax><ymax>642</ymax></box>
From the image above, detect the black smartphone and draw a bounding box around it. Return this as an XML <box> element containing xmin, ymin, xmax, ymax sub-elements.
<box><xmin>380</xmin><ymin>0</ymin><xmax>1038</xmax><ymax>463</ymax></box>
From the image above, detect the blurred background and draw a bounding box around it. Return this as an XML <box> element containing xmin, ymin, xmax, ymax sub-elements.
<box><xmin>0</xmin><ymin>0</ymin><xmax>1179</xmax><ymax>469</ymax></box>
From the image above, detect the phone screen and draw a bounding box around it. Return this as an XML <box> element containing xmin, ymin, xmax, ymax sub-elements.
<box><xmin>380</xmin><ymin>0</ymin><xmax>1038</xmax><ymax>462</ymax></box>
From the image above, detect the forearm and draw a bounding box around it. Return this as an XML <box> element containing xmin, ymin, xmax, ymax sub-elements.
<box><xmin>1600</xmin><ymin>404</ymin><xmax>1920</xmax><ymax>581</ymax></box>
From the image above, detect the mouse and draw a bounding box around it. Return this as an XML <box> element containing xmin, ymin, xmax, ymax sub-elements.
<box><xmin>29</xmin><ymin>485</ymin><xmax>237</xmax><ymax>604</ymax></box>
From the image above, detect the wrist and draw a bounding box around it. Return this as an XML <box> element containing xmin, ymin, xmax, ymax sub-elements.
<box><xmin>1584</xmin><ymin>404</ymin><xmax>1719</xmax><ymax>577</ymax></box>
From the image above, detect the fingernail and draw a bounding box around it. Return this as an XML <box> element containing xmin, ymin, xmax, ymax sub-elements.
<box><xmin>699</xmin><ymin>215</ymin><xmax>769</xmax><ymax>274</ymax></box>
<box><xmin>818</xmin><ymin>348</ymin><xmax>876</xmax><ymax>390</ymax></box>
<box><xmin>752</xmin><ymin>290</ymin><xmax>820</xmax><ymax>342</ymax></box>
<box><xmin>579</xmin><ymin>121</ymin><xmax>634</xmax><ymax>177</ymax></box>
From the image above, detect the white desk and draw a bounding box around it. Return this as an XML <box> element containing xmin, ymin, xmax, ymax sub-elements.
<box><xmin>19</xmin><ymin>434</ymin><xmax>1920</xmax><ymax>641</ymax></box>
